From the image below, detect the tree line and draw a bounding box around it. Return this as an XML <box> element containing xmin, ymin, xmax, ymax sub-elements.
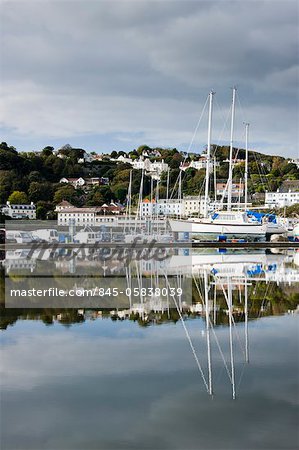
<box><xmin>0</xmin><ymin>142</ymin><xmax>298</xmax><ymax>219</ymax></box>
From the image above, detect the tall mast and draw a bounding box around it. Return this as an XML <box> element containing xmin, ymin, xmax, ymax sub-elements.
<box><xmin>227</xmin><ymin>87</ymin><xmax>236</xmax><ymax>211</ymax></box>
<box><xmin>244</xmin><ymin>122</ymin><xmax>249</xmax><ymax>210</ymax></box>
<box><xmin>214</xmin><ymin>156</ymin><xmax>217</xmax><ymax>203</ymax></box>
<box><xmin>178</xmin><ymin>170</ymin><xmax>182</xmax><ymax>219</ymax></box>
<box><xmin>203</xmin><ymin>90</ymin><xmax>214</xmax><ymax>218</ymax></box>
<box><xmin>128</xmin><ymin>170</ymin><xmax>132</xmax><ymax>233</ymax></box>
<box><xmin>135</xmin><ymin>169</ymin><xmax>144</xmax><ymax>232</ymax></box>
<box><xmin>166</xmin><ymin>167</ymin><xmax>170</xmax><ymax>202</ymax></box>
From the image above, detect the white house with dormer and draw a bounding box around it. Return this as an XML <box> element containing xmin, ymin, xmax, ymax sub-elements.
<box><xmin>2</xmin><ymin>201</ymin><xmax>36</xmax><ymax>219</ymax></box>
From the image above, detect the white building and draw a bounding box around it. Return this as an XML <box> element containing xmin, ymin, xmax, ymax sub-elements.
<box><xmin>180</xmin><ymin>157</ymin><xmax>219</xmax><ymax>172</ymax></box>
<box><xmin>78</xmin><ymin>152</ymin><xmax>94</xmax><ymax>164</ymax></box>
<box><xmin>59</xmin><ymin>177</ymin><xmax>109</xmax><ymax>188</ymax></box>
<box><xmin>2</xmin><ymin>201</ymin><xmax>36</xmax><ymax>219</ymax></box>
<box><xmin>58</xmin><ymin>207</ymin><xmax>96</xmax><ymax>226</ymax></box>
<box><xmin>60</xmin><ymin>177</ymin><xmax>86</xmax><ymax>188</ymax></box>
<box><xmin>57</xmin><ymin>207</ymin><xmax>158</xmax><ymax>229</ymax></box>
<box><xmin>142</xmin><ymin>149</ymin><xmax>161</xmax><ymax>158</ymax></box>
<box><xmin>140</xmin><ymin>199</ymin><xmax>183</xmax><ymax>217</ymax></box>
<box><xmin>131</xmin><ymin>157</ymin><xmax>168</xmax><ymax>179</ymax></box>
<box><xmin>110</xmin><ymin>155</ymin><xmax>133</xmax><ymax>164</ymax></box>
<box><xmin>223</xmin><ymin>158</ymin><xmax>245</xmax><ymax>165</ymax></box>
<box><xmin>183</xmin><ymin>196</ymin><xmax>202</xmax><ymax>216</ymax></box>
<box><xmin>265</xmin><ymin>190</ymin><xmax>299</xmax><ymax>208</ymax></box>
<box><xmin>139</xmin><ymin>195</ymin><xmax>202</xmax><ymax>217</ymax></box>
<box><xmin>58</xmin><ymin>207</ymin><xmax>121</xmax><ymax>227</ymax></box>
<box><xmin>149</xmin><ymin>159</ymin><xmax>168</xmax><ymax>175</ymax></box>
<box><xmin>131</xmin><ymin>157</ymin><xmax>151</xmax><ymax>171</ymax></box>
<box><xmin>288</xmin><ymin>158</ymin><xmax>299</xmax><ymax>168</ymax></box>
<box><xmin>110</xmin><ymin>155</ymin><xmax>168</xmax><ymax>180</ymax></box>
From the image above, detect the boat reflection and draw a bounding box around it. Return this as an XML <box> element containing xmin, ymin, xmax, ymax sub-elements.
<box><xmin>1</xmin><ymin>246</ymin><xmax>298</xmax><ymax>399</ymax></box>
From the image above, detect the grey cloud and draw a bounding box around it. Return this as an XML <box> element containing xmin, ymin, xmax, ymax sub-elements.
<box><xmin>1</xmin><ymin>1</ymin><xmax>298</xmax><ymax>156</ymax></box>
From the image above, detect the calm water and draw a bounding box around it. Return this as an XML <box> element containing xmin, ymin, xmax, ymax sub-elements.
<box><xmin>1</xmin><ymin>248</ymin><xmax>299</xmax><ymax>449</ymax></box>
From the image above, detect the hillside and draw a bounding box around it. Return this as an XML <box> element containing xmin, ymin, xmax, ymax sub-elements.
<box><xmin>0</xmin><ymin>142</ymin><xmax>298</xmax><ymax>219</ymax></box>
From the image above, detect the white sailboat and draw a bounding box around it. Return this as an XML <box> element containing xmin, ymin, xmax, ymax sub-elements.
<box><xmin>169</xmin><ymin>88</ymin><xmax>286</xmax><ymax>240</ymax></box>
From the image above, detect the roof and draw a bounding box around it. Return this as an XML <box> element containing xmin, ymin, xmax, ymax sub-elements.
<box><xmin>57</xmin><ymin>200</ymin><xmax>74</xmax><ymax>207</ymax></box>
<box><xmin>142</xmin><ymin>198</ymin><xmax>156</xmax><ymax>203</ymax></box>
<box><xmin>280</xmin><ymin>180</ymin><xmax>299</xmax><ymax>193</ymax></box>
<box><xmin>59</xmin><ymin>208</ymin><xmax>98</xmax><ymax>213</ymax></box>
<box><xmin>9</xmin><ymin>204</ymin><xmax>36</xmax><ymax>209</ymax></box>
<box><xmin>100</xmin><ymin>203</ymin><xmax>123</xmax><ymax>211</ymax></box>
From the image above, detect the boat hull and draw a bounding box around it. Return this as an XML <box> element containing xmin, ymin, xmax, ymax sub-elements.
<box><xmin>169</xmin><ymin>218</ymin><xmax>287</xmax><ymax>240</ymax></box>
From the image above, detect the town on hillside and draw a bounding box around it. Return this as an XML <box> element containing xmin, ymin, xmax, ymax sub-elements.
<box><xmin>0</xmin><ymin>141</ymin><xmax>299</xmax><ymax>232</ymax></box>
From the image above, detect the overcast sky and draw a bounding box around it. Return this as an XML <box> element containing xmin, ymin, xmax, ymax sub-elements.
<box><xmin>1</xmin><ymin>0</ymin><xmax>298</xmax><ymax>157</ymax></box>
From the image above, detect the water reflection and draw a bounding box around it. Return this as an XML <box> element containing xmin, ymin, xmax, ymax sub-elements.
<box><xmin>1</xmin><ymin>247</ymin><xmax>298</xmax><ymax>449</ymax></box>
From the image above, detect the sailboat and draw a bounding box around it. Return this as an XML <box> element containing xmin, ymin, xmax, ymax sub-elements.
<box><xmin>169</xmin><ymin>88</ymin><xmax>286</xmax><ymax>240</ymax></box>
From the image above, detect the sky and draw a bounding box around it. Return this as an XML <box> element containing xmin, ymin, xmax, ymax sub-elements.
<box><xmin>0</xmin><ymin>0</ymin><xmax>299</xmax><ymax>158</ymax></box>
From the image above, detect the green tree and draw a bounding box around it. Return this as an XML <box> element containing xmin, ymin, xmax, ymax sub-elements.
<box><xmin>53</xmin><ymin>185</ymin><xmax>77</xmax><ymax>204</ymax></box>
<box><xmin>28</xmin><ymin>182</ymin><xmax>53</xmax><ymax>203</ymax></box>
<box><xmin>0</xmin><ymin>171</ymin><xmax>14</xmax><ymax>203</ymax></box>
<box><xmin>35</xmin><ymin>201</ymin><xmax>54</xmax><ymax>219</ymax></box>
<box><xmin>8</xmin><ymin>191</ymin><xmax>29</xmax><ymax>204</ymax></box>
<box><xmin>41</xmin><ymin>146</ymin><xmax>54</xmax><ymax>157</ymax></box>
<box><xmin>129</xmin><ymin>150</ymin><xmax>138</xmax><ymax>160</ymax></box>
<box><xmin>111</xmin><ymin>184</ymin><xmax>127</xmax><ymax>203</ymax></box>
<box><xmin>28</xmin><ymin>171</ymin><xmax>43</xmax><ymax>183</ymax></box>
<box><xmin>110</xmin><ymin>150</ymin><xmax>118</xmax><ymax>159</ymax></box>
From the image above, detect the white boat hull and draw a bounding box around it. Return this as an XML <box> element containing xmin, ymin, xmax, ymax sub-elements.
<box><xmin>169</xmin><ymin>219</ymin><xmax>265</xmax><ymax>236</ymax></box>
<box><xmin>169</xmin><ymin>219</ymin><xmax>286</xmax><ymax>238</ymax></box>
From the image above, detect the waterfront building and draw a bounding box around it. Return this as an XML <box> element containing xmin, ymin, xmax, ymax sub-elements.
<box><xmin>1</xmin><ymin>201</ymin><xmax>36</xmax><ymax>219</ymax></box>
<box><xmin>265</xmin><ymin>190</ymin><xmax>299</xmax><ymax>208</ymax></box>
<box><xmin>58</xmin><ymin>207</ymin><xmax>97</xmax><ymax>226</ymax></box>
<box><xmin>57</xmin><ymin>203</ymin><xmax>125</xmax><ymax>226</ymax></box>
<box><xmin>140</xmin><ymin>198</ymin><xmax>183</xmax><ymax>217</ymax></box>
<box><xmin>183</xmin><ymin>196</ymin><xmax>202</xmax><ymax>216</ymax></box>
<box><xmin>139</xmin><ymin>195</ymin><xmax>202</xmax><ymax>217</ymax></box>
